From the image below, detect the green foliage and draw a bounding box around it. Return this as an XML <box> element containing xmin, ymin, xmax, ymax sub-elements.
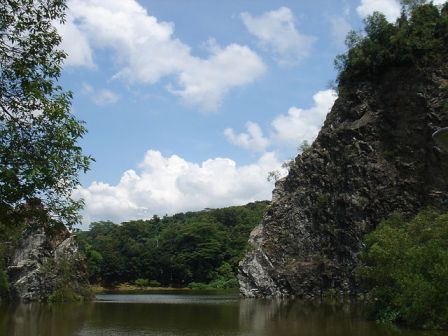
<box><xmin>281</xmin><ymin>159</ymin><xmax>295</xmax><ymax>171</ymax></box>
<box><xmin>268</xmin><ymin>141</ymin><xmax>311</xmax><ymax>183</ymax></box>
<box><xmin>0</xmin><ymin>0</ymin><xmax>92</xmax><ymax>228</ymax></box>
<box><xmin>42</xmin><ymin>253</ymin><xmax>92</xmax><ymax>302</ymax></box>
<box><xmin>316</xmin><ymin>193</ymin><xmax>330</xmax><ymax>207</ymax></box>
<box><xmin>187</xmin><ymin>282</ymin><xmax>210</xmax><ymax>290</ymax></box>
<box><xmin>267</xmin><ymin>170</ymin><xmax>281</xmax><ymax>183</ymax></box>
<box><xmin>188</xmin><ymin>262</ymin><xmax>238</xmax><ymax>290</ymax></box>
<box><xmin>188</xmin><ymin>278</ymin><xmax>238</xmax><ymax>290</ymax></box>
<box><xmin>401</xmin><ymin>0</ymin><xmax>427</xmax><ymax>11</ymax></box>
<box><xmin>335</xmin><ymin>2</ymin><xmax>448</xmax><ymax>84</ymax></box>
<box><xmin>78</xmin><ymin>202</ymin><xmax>268</xmax><ymax>288</ymax></box>
<box><xmin>205</xmin><ymin>262</ymin><xmax>239</xmax><ymax>289</ymax></box>
<box><xmin>357</xmin><ymin>209</ymin><xmax>448</xmax><ymax>329</ymax></box>
<box><xmin>134</xmin><ymin>278</ymin><xmax>149</xmax><ymax>288</ymax></box>
<box><xmin>298</xmin><ymin>140</ymin><xmax>311</xmax><ymax>153</ymax></box>
<box><xmin>48</xmin><ymin>286</ymin><xmax>83</xmax><ymax>303</ymax></box>
<box><xmin>149</xmin><ymin>280</ymin><xmax>161</xmax><ymax>287</ymax></box>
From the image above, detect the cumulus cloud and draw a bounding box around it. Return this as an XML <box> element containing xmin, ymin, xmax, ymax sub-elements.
<box><xmin>59</xmin><ymin>0</ymin><xmax>265</xmax><ymax>111</ymax></box>
<box><xmin>241</xmin><ymin>7</ymin><xmax>315</xmax><ymax>65</ymax></box>
<box><xmin>271</xmin><ymin>90</ymin><xmax>337</xmax><ymax>146</ymax></box>
<box><xmin>75</xmin><ymin>150</ymin><xmax>281</xmax><ymax>226</ymax></box>
<box><xmin>330</xmin><ymin>16</ymin><xmax>352</xmax><ymax>47</ymax></box>
<box><xmin>356</xmin><ymin>0</ymin><xmax>401</xmax><ymax>22</ymax></box>
<box><xmin>224</xmin><ymin>90</ymin><xmax>337</xmax><ymax>152</ymax></box>
<box><xmin>82</xmin><ymin>83</ymin><xmax>119</xmax><ymax>106</ymax></box>
<box><xmin>167</xmin><ymin>40</ymin><xmax>266</xmax><ymax>111</ymax></box>
<box><xmin>55</xmin><ymin>16</ymin><xmax>94</xmax><ymax>68</ymax></box>
<box><xmin>224</xmin><ymin>122</ymin><xmax>270</xmax><ymax>152</ymax></box>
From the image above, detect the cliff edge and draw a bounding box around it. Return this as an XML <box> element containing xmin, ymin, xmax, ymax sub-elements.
<box><xmin>239</xmin><ymin>64</ymin><xmax>448</xmax><ymax>298</ymax></box>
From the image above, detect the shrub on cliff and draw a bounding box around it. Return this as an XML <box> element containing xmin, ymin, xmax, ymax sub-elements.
<box><xmin>42</xmin><ymin>252</ymin><xmax>92</xmax><ymax>303</ymax></box>
<box><xmin>335</xmin><ymin>1</ymin><xmax>448</xmax><ymax>84</ymax></box>
<box><xmin>357</xmin><ymin>209</ymin><xmax>448</xmax><ymax>329</ymax></box>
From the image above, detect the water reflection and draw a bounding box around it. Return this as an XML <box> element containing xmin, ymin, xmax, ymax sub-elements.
<box><xmin>241</xmin><ymin>299</ymin><xmax>381</xmax><ymax>336</ymax></box>
<box><xmin>0</xmin><ymin>293</ymin><xmax>447</xmax><ymax>336</ymax></box>
<box><xmin>0</xmin><ymin>302</ymin><xmax>93</xmax><ymax>336</ymax></box>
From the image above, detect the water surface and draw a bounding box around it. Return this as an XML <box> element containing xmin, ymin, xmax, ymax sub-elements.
<box><xmin>1</xmin><ymin>291</ymin><xmax>447</xmax><ymax>336</ymax></box>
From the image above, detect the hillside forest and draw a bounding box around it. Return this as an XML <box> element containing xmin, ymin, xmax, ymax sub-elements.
<box><xmin>77</xmin><ymin>201</ymin><xmax>269</xmax><ymax>289</ymax></box>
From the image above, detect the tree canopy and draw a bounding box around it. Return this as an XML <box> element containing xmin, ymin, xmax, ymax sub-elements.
<box><xmin>78</xmin><ymin>201</ymin><xmax>269</xmax><ymax>288</ymax></box>
<box><xmin>357</xmin><ymin>209</ymin><xmax>448</xmax><ymax>329</ymax></box>
<box><xmin>0</xmin><ymin>0</ymin><xmax>91</xmax><ymax>227</ymax></box>
<box><xmin>335</xmin><ymin>1</ymin><xmax>448</xmax><ymax>84</ymax></box>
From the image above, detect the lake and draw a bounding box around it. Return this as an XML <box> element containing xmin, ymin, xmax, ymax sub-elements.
<box><xmin>0</xmin><ymin>291</ymin><xmax>447</xmax><ymax>336</ymax></box>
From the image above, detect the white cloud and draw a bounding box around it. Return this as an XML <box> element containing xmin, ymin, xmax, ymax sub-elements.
<box><xmin>224</xmin><ymin>122</ymin><xmax>270</xmax><ymax>153</ymax></box>
<box><xmin>59</xmin><ymin>0</ymin><xmax>265</xmax><ymax>111</ymax></box>
<box><xmin>330</xmin><ymin>17</ymin><xmax>352</xmax><ymax>47</ymax></box>
<box><xmin>356</xmin><ymin>0</ymin><xmax>447</xmax><ymax>23</ymax></box>
<box><xmin>55</xmin><ymin>16</ymin><xmax>94</xmax><ymax>68</ymax></box>
<box><xmin>82</xmin><ymin>83</ymin><xmax>119</xmax><ymax>106</ymax></box>
<box><xmin>168</xmin><ymin>40</ymin><xmax>266</xmax><ymax>111</ymax></box>
<box><xmin>356</xmin><ymin>0</ymin><xmax>401</xmax><ymax>22</ymax></box>
<box><xmin>271</xmin><ymin>90</ymin><xmax>337</xmax><ymax>146</ymax></box>
<box><xmin>241</xmin><ymin>7</ymin><xmax>315</xmax><ymax>65</ymax></box>
<box><xmin>224</xmin><ymin>90</ymin><xmax>337</xmax><ymax>152</ymax></box>
<box><xmin>75</xmin><ymin>150</ymin><xmax>281</xmax><ymax>226</ymax></box>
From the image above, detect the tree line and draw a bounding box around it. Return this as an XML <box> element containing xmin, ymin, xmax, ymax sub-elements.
<box><xmin>77</xmin><ymin>201</ymin><xmax>269</xmax><ymax>289</ymax></box>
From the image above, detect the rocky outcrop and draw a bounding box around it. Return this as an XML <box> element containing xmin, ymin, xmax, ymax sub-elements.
<box><xmin>7</xmin><ymin>225</ymin><xmax>89</xmax><ymax>302</ymax></box>
<box><xmin>238</xmin><ymin>66</ymin><xmax>448</xmax><ymax>298</ymax></box>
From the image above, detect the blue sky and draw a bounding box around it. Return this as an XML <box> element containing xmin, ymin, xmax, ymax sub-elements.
<box><xmin>58</xmin><ymin>0</ymin><xmax>445</xmax><ymax>227</ymax></box>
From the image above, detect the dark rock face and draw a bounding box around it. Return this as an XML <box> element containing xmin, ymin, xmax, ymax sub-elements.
<box><xmin>238</xmin><ymin>67</ymin><xmax>448</xmax><ymax>298</ymax></box>
<box><xmin>7</xmin><ymin>225</ymin><xmax>89</xmax><ymax>302</ymax></box>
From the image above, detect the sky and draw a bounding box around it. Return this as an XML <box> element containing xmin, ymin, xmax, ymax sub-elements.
<box><xmin>58</xmin><ymin>0</ymin><xmax>446</xmax><ymax>228</ymax></box>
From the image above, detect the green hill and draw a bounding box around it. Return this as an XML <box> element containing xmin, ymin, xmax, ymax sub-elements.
<box><xmin>78</xmin><ymin>201</ymin><xmax>269</xmax><ymax>288</ymax></box>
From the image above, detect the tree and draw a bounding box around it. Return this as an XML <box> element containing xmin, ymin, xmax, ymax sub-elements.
<box><xmin>401</xmin><ymin>0</ymin><xmax>427</xmax><ymax>11</ymax></box>
<box><xmin>0</xmin><ymin>0</ymin><xmax>92</xmax><ymax>227</ymax></box>
<box><xmin>77</xmin><ymin>202</ymin><xmax>269</xmax><ymax>287</ymax></box>
<box><xmin>357</xmin><ymin>209</ymin><xmax>448</xmax><ymax>329</ymax></box>
<box><xmin>335</xmin><ymin>1</ymin><xmax>448</xmax><ymax>84</ymax></box>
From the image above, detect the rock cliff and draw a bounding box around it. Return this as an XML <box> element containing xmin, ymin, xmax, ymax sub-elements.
<box><xmin>6</xmin><ymin>220</ymin><xmax>90</xmax><ymax>302</ymax></box>
<box><xmin>238</xmin><ymin>65</ymin><xmax>448</xmax><ymax>298</ymax></box>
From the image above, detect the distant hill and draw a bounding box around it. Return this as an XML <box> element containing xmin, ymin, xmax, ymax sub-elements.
<box><xmin>78</xmin><ymin>201</ymin><xmax>269</xmax><ymax>288</ymax></box>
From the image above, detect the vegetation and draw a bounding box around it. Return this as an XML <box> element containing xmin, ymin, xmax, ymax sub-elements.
<box><xmin>0</xmin><ymin>0</ymin><xmax>92</xmax><ymax>229</ymax></box>
<box><xmin>357</xmin><ymin>209</ymin><xmax>448</xmax><ymax>329</ymax></box>
<box><xmin>78</xmin><ymin>201</ymin><xmax>268</xmax><ymax>289</ymax></box>
<box><xmin>42</xmin><ymin>253</ymin><xmax>92</xmax><ymax>303</ymax></box>
<box><xmin>267</xmin><ymin>140</ymin><xmax>310</xmax><ymax>183</ymax></box>
<box><xmin>338</xmin><ymin>2</ymin><xmax>448</xmax><ymax>329</ymax></box>
<box><xmin>0</xmin><ymin>0</ymin><xmax>91</xmax><ymax>300</ymax></box>
<box><xmin>335</xmin><ymin>1</ymin><xmax>448</xmax><ymax>85</ymax></box>
<box><xmin>134</xmin><ymin>278</ymin><xmax>161</xmax><ymax>288</ymax></box>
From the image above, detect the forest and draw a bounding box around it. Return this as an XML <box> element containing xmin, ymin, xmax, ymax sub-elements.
<box><xmin>77</xmin><ymin>201</ymin><xmax>269</xmax><ymax>289</ymax></box>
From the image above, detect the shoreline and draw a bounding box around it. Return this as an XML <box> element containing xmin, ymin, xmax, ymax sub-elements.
<box><xmin>91</xmin><ymin>284</ymin><xmax>192</xmax><ymax>294</ymax></box>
